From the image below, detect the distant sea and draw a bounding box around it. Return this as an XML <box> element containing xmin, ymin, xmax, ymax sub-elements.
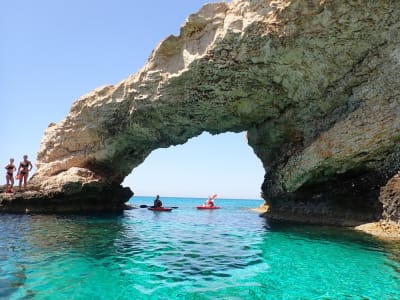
<box><xmin>0</xmin><ymin>196</ymin><xmax>399</xmax><ymax>299</ymax></box>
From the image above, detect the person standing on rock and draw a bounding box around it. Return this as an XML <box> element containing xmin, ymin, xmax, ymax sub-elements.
<box><xmin>18</xmin><ymin>155</ymin><xmax>33</xmax><ymax>192</ymax></box>
<box><xmin>4</xmin><ymin>158</ymin><xmax>16</xmax><ymax>193</ymax></box>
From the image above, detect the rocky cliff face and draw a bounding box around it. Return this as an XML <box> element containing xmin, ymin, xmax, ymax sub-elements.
<box><xmin>2</xmin><ymin>0</ymin><xmax>399</xmax><ymax>223</ymax></box>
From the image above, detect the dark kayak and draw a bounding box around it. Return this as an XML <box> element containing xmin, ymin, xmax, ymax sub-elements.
<box><xmin>148</xmin><ymin>207</ymin><xmax>173</xmax><ymax>212</ymax></box>
<box><xmin>196</xmin><ymin>206</ymin><xmax>221</xmax><ymax>210</ymax></box>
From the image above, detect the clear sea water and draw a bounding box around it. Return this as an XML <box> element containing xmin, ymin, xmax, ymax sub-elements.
<box><xmin>0</xmin><ymin>196</ymin><xmax>399</xmax><ymax>300</ymax></box>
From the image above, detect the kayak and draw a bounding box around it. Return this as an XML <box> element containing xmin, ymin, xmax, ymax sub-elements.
<box><xmin>196</xmin><ymin>206</ymin><xmax>221</xmax><ymax>210</ymax></box>
<box><xmin>148</xmin><ymin>207</ymin><xmax>173</xmax><ymax>212</ymax></box>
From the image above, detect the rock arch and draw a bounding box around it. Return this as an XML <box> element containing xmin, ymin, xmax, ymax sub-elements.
<box><xmin>2</xmin><ymin>0</ymin><xmax>400</xmax><ymax>224</ymax></box>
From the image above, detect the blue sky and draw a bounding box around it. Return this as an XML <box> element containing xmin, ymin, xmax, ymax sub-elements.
<box><xmin>1</xmin><ymin>0</ymin><xmax>265</xmax><ymax>199</ymax></box>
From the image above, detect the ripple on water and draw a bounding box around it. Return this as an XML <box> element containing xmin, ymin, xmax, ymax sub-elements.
<box><xmin>0</xmin><ymin>199</ymin><xmax>399</xmax><ymax>299</ymax></box>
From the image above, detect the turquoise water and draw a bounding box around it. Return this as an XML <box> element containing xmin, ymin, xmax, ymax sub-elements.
<box><xmin>0</xmin><ymin>196</ymin><xmax>399</xmax><ymax>299</ymax></box>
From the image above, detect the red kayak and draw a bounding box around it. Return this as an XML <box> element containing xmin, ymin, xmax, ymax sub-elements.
<box><xmin>148</xmin><ymin>207</ymin><xmax>173</xmax><ymax>212</ymax></box>
<box><xmin>196</xmin><ymin>206</ymin><xmax>221</xmax><ymax>210</ymax></box>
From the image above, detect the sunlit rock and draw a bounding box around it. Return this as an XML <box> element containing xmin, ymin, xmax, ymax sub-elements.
<box><xmin>1</xmin><ymin>0</ymin><xmax>399</xmax><ymax>223</ymax></box>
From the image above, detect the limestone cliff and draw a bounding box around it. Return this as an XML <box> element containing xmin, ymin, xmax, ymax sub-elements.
<box><xmin>1</xmin><ymin>0</ymin><xmax>399</xmax><ymax>224</ymax></box>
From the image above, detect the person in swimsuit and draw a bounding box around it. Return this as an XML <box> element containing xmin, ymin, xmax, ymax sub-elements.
<box><xmin>4</xmin><ymin>158</ymin><xmax>16</xmax><ymax>193</ymax></box>
<box><xmin>18</xmin><ymin>155</ymin><xmax>33</xmax><ymax>192</ymax></box>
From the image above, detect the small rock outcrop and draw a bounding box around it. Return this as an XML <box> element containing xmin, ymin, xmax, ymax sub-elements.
<box><xmin>1</xmin><ymin>0</ymin><xmax>399</xmax><ymax>224</ymax></box>
<box><xmin>380</xmin><ymin>173</ymin><xmax>400</xmax><ymax>223</ymax></box>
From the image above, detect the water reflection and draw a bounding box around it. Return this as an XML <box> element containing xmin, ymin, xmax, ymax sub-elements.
<box><xmin>268</xmin><ymin>220</ymin><xmax>400</xmax><ymax>267</ymax></box>
<box><xmin>0</xmin><ymin>203</ymin><xmax>398</xmax><ymax>299</ymax></box>
<box><xmin>260</xmin><ymin>220</ymin><xmax>400</xmax><ymax>299</ymax></box>
<box><xmin>268</xmin><ymin>221</ymin><xmax>385</xmax><ymax>250</ymax></box>
<box><xmin>25</xmin><ymin>214</ymin><xmax>127</xmax><ymax>257</ymax></box>
<box><xmin>0</xmin><ymin>215</ymin><xmax>30</xmax><ymax>298</ymax></box>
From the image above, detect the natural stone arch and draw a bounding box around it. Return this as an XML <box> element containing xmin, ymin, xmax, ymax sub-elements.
<box><xmin>2</xmin><ymin>0</ymin><xmax>400</xmax><ymax>225</ymax></box>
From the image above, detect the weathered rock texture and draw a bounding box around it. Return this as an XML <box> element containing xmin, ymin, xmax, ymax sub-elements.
<box><xmin>380</xmin><ymin>172</ymin><xmax>400</xmax><ymax>222</ymax></box>
<box><xmin>1</xmin><ymin>0</ymin><xmax>400</xmax><ymax>223</ymax></box>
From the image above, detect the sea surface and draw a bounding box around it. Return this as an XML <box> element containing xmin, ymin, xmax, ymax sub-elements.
<box><xmin>0</xmin><ymin>196</ymin><xmax>399</xmax><ymax>299</ymax></box>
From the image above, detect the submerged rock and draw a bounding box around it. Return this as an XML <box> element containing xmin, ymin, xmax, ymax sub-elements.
<box><xmin>355</xmin><ymin>220</ymin><xmax>400</xmax><ymax>241</ymax></box>
<box><xmin>1</xmin><ymin>0</ymin><xmax>399</xmax><ymax>225</ymax></box>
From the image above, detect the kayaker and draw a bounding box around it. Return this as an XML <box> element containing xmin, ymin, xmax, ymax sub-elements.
<box><xmin>206</xmin><ymin>196</ymin><xmax>214</xmax><ymax>207</ymax></box>
<box><xmin>154</xmin><ymin>195</ymin><xmax>162</xmax><ymax>208</ymax></box>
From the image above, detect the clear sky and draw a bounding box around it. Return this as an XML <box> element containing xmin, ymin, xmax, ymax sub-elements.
<box><xmin>1</xmin><ymin>0</ymin><xmax>265</xmax><ymax>199</ymax></box>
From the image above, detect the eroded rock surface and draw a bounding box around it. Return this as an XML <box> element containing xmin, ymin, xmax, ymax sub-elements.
<box><xmin>1</xmin><ymin>0</ymin><xmax>399</xmax><ymax>222</ymax></box>
<box><xmin>380</xmin><ymin>173</ymin><xmax>400</xmax><ymax>223</ymax></box>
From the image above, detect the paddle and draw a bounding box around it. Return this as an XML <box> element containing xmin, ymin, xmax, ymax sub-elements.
<box><xmin>139</xmin><ymin>204</ymin><xmax>178</xmax><ymax>209</ymax></box>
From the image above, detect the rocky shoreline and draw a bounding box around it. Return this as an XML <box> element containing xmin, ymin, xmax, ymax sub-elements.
<box><xmin>2</xmin><ymin>185</ymin><xmax>400</xmax><ymax>240</ymax></box>
<box><xmin>251</xmin><ymin>202</ymin><xmax>400</xmax><ymax>240</ymax></box>
<box><xmin>355</xmin><ymin>221</ymin><xmax>400</xmax><ymax>241</ymax></box>
<box><xmin>0</xmin><ymin>184</ymin><xmax>133</xmax><ymax>214</ymax></box>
